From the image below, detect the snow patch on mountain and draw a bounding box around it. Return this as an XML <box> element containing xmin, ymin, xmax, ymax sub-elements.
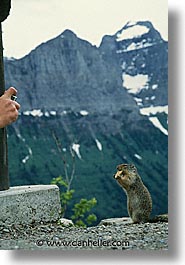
<box><xmin>116</xmin><ymin>25</ymin><xmax>150</xmax><ymax>42</ymax></box>
<box><xmin>80</xmin><ymin>110</ymin><xmax>89</xmax><ymax>116</ymax></box>
<box><xmin>149</xmin><ymin>117</ymin><xmax>168</xmax><ymax>136</ymax></box>
<box><xmin>44</xmin><ymin>111</ymin><xmax>50</xmax><ymax>117</ymax></box>
<box><xmin>22</xmin><ymin>147</ymin><xmax>33</xmax><ymax>164</ymax></box>
<box><xmin>134</xmin><ymin>154</ymin><xmax>142</xmax><ymax>160</ymax></box>
<box><xmin>23</xmin><ymin>110</ymin><xmax>57</xmax><ymax>117</ymax></box>
<box><xmin>134</xmin><ymin>97</ymin><xmax>143</xmax><ymax>106</ymax></box>
<box><xmin>72</xmin><ymin>143</ymin><xmax>82</xmax><ymax>159</ymax></box>
<box><xmin>152</xmin><ymin>84</ymin><xmax>158</xmax><ymax>90</ymax></box>
<box><xmin>13</xmin><ymin>126</ymin><xmax>33</xmax><ymax>163</ymax></box>
<box><xmin>126</xmin><ymin>40</ymin><xmax>154</xmax><ymax>51</ymax></box>
<box><xmin>22</xmin><ymin>109</ymin><xmax>90</xmax><ymax>118</ymax></box>
<box><xmin>139</xmin><ymin>105</ymin><xmax>168</xmax><ymax>116</ymax></box>
<box><xmin>23</xmin><ymin>109</ymin><xmax>43</xmax><ymax>117</ymax></box>
<box><xmin>122</xmin><ymin>73</ymin><xmax>149</xmax><ymax>94</ymax></box>
<box><xmin>95</xmin><ymin>139</ymin><xmax>103</xmax><ymax>151</ymax></box>
<box><xmin>50</xmin><ymin>111</ymin><xmax>57</xmax><ymax>116</ymax></box>
<box><xmin>139</xmin><ymin>105</ymin><xmax>168</xmax><ymax>136</ymax></box>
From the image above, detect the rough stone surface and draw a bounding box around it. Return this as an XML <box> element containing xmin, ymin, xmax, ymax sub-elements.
<box><xmin>99</xmin><ymin>217</ymin><xmax>132</xmax><ymax>226</ymax></box>
<box><xmin>0</xmin><ymin>185</ymin><xmax>61</xmax><ymax>226</ymax></box>
<box><xmin>0</xmin><ymin>220</ymin><xmax>168</xmax><ymax>250</ymax></box>
<box><xmin>58</xmin><ymin>218</ymin><xmax>74</xmax><ymax>227</ymax></box>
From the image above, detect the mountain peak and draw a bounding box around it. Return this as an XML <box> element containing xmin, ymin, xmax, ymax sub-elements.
<box><xmin>116</xmin><ymin>21</ymin><xmax>150</xmax><ymax>41</ymax></box>
<box><xmin>116</xmin><ymin>21</ymin><xmax>161</xmax><ymax>42</ymax></box>
<box><xmin>61</xmin><ymin>29</ymin><xmax>77</xmax><ymax>38</ymax></box>
<box><xmin>100</xmin><ymin>21</ymin><xmax>163</xmax><ymax>54</ymax></box>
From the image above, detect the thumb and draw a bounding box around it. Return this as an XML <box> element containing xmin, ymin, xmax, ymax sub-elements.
<box><xmin>3</xmin><ymin>87</ymin><xmax>17</xmax><ymax>99</ymax></box>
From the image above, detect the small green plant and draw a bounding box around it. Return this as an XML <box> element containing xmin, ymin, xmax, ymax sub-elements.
<box><xmin>51</xmin><ymin>132</ymin><xmax>97</xmax><ymax>227</ymax></box>
<box><xmin>51</xmin><ymin>176</ymin><xmax>75</xmax><ymax>216</ymax></box>
<box><xmin>51</xmin><ymin>175</ymin><xmax>97</xmax><ymax>227</ymax></box>
<box><xmin>71</xmin><ymin>198</ymin><xmax>97</xmax><ymax>227</ymax></box>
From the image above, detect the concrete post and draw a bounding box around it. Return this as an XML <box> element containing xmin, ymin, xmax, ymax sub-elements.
<box><xmin>0</xmin><ymin>185</ymin><xmax>61</xmax><ymax>225</ymax></box>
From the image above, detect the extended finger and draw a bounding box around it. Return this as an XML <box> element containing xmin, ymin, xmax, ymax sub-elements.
<box><xmin>3</xmin><ymin>87</ymin><xmax>17</xmax><ymax>99</ymax></box>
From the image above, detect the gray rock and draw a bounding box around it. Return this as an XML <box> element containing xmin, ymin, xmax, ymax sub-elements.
<box><xmin>99</xmin><ymin>217</ymin><xmax>132</xmax><ymax>226</ymax></box>
<box><xmin>58</xmin><ymin>218</ymin><xmax>74</xmax><ymax>227</ymax></box>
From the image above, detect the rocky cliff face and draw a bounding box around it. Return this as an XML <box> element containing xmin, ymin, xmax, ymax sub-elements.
<box><xmin>5</xmin><ymin>30</ymin><xmax>135</xmax><ymax>112</ymax></box>
<box><xmin>4</xmin><ymin>21</ymin><xmax>168</xmax><ymax>223</ymax></box>
<box><xmin>100</xmin><ymin>21</ymin><xmax>168</xmax><ymax>107</ymax></box>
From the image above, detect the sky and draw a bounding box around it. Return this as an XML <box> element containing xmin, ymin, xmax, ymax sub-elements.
<box><xmin>2</xmin><ymin>0</ymin><xmax>168</xmax><ymax>59</ymax></box>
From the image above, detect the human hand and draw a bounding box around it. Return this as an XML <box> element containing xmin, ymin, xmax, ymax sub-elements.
<box><xmin>0</xmin><ymin>87</ymin><xmax>20</xmax><ymax>128</ymax></box>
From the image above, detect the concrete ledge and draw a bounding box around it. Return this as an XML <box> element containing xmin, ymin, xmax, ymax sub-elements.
<box><xmin>0</xmin><ymin>185</ymin><xmax>61</xmax><ymax>225</ymax></box>
<box><xmin>99</xmin><ymin>217</ymin><xmax>132</xmax><ymax>226</ymax></box>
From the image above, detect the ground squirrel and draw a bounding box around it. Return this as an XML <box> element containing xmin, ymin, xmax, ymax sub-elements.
<box><xmin>113</xmin><ymin>164</ymin><xmax>152</xmax><ymax>223</ymax></box>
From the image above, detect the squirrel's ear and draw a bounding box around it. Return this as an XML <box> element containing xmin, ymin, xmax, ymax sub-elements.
<box><xmin>117</xmin><ymin>165</ymin><xmax>121</xmax><ymax>171</ymax></box>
